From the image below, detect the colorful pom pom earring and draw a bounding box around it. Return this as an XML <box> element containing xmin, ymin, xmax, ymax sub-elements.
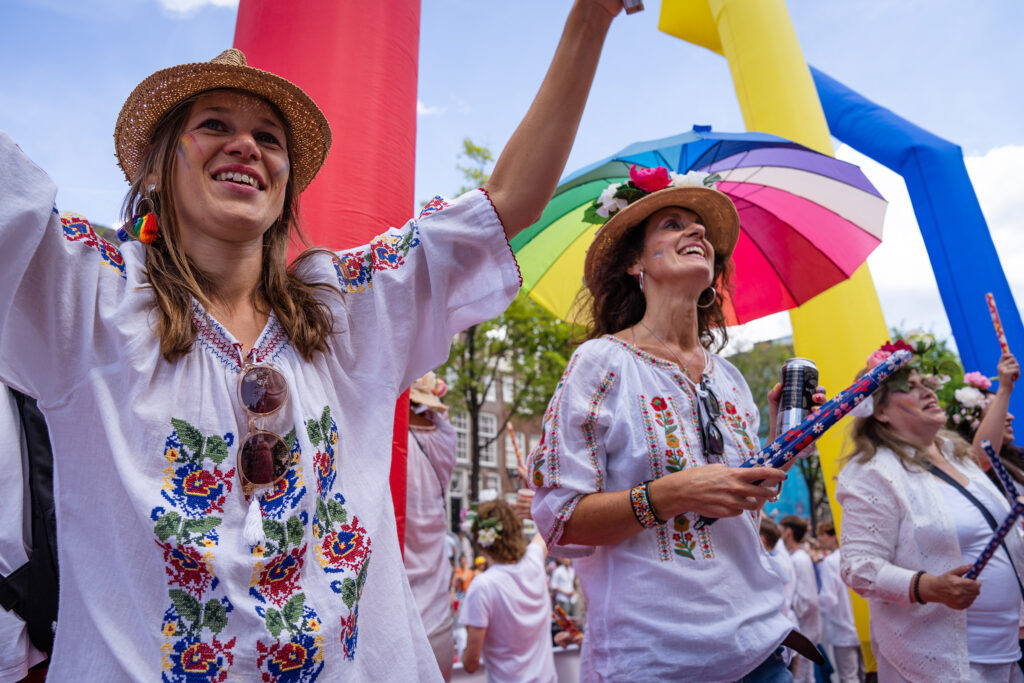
<box><xmin>124</xmin><ymin>185</ymin><xmax>159</xmax><ymax>243</ymax></box>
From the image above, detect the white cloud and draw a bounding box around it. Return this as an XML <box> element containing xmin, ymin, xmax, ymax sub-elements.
<box><xmin>158</xmin><ymin>0</ymin><xmax>237</xmax><ymax>16</ymax></box>
<box><xmin>724</xmin><ymin>143</ymin><xmax>1024</xmax><ymax>354</ymax></box>
<box><xmin>416</xmin><ymin>100</ymin><xmax>446</xmax><ymax>116</ymax></box>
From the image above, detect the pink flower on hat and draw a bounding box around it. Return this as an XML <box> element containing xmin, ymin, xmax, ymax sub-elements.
<box><xmin>963</xmin><ymin>371</ymin><xmax>992</xmax><ymax>390</ymax></box>
<box><xmin>866</xmin><ymin>350</ymin><xmax>891</xmax><ymax>370</ymax></box>
<box><xmin>630</xmin><ymin>165</ymin><xmax>672</xmax><ymax>194</ymax></box>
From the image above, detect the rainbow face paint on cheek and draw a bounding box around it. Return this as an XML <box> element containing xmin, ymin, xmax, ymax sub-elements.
<box><xmin>177</xmin><ymin>133</ymin><xmax>200</xmax><ymax>166</ymax></box>
<box><xmin>653</xmin><ymin>249</ymin><xmax>664</xmax><ymax>258</ymax></box>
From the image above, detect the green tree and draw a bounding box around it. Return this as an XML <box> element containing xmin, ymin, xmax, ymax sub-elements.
<box><xmin>438</xmin><ymin>138</ymin><xmax>575</xmax><ymax>502</ymax></box>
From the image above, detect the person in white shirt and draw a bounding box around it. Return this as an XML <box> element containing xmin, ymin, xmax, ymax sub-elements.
<box><xmin>760</xmin><ymin>516</ymin><xmax>797</xmax><ymax>626</ymax></box>
<box><xmin>779</xmin><ymin>516</ymin><xmax>822</xmax><ymax>683</ymax></box>
<box><xmin>460</xmin><ymin>500</ymin><xmax>556</xmax><ymax>683</ymax></box>
<box><xmin>549</xmin><ymin>558</ymin><xmax>578</xmax><ymax>617</ymax></box>
<box><xmin>838</xmin><ymin>348</ymin><xmax>1024</xmax><ymax>682</ymax></box>
<box><xmin>815</xmin><ymin>521</ymin><xmax>863</xmax><ymax>683</ymax></box>
<box><xmin>404</xmin><ymin>372</ymin><xmax>458</xmax><ymax>680</ymax></box>
<box><xmin>530</xmin><ymin>165</ymin><xmax>824</xmax><ymax>681</ymax></box>
<box><xmin>0</xmin><ymin>2</ymin><xmax>626</xmax><ymax>678</ymax></box>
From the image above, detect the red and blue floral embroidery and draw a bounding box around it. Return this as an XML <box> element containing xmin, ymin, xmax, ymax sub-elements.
<box><xmin>154</xmin><ymin>418</ymin><xmax>237</xmax><ymax>681</ymax></box>
<box><xmin>333</xmin><ymin>223</ymin><xmax>421</xmax><ymax>293</ymax></box>
<box><xmin>59</xmin><ymin>213</ymin><xmax>126</xmax><ymax>278</ymax></box>
<box><xmin>306</xmin><ymin>405</ymin><xmax>372</xmax><ymax>661</ymax></box>
<box><xmin>250</xmin><ymin>504</ymin><xmax>324</xmax><ymax>681</ymax></box>
<box><xmin>258</xmin><ymin>429</ymin><xmax>306</xmax><ymax>520</ymax></box>
<box><xmin>418</xmin><ymin>196</ymin><xmax>449</xmax><ymax>218</ymax></box>
<box><xmin>161</xmin><ymin>419</ymin><xmax>235</xmax><ymax>516</ymax></box>
<box><xmin>306</xmin><ymin>406</ymin><xmax>338</xmax><ymax>496</ymax></box>
<box><xmin>255</xmin><ymin>595</ymin><xmax>325</xmax><ymax>682</ymax></box>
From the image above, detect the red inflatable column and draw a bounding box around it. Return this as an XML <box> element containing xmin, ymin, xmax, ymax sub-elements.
<box><xmin>234</xmin><ymin>0</ymin><xmax>420</xmax><ymax>550</ymax></box>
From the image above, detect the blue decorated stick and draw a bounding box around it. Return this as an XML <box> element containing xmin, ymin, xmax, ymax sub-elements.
<box><xmin>982</xmin><ymin>439</ymin><xmax>1020</xmax><ymax>500</ymax></box>
<box><xmin>695</xmin><ymin>349</ymin><xmax>913</xmax><ymax>529</ymax></box>
<box><xmin>964</xmin><ymin>495</ymin><xmax>1024</xmax><ymax>580</ymax></box>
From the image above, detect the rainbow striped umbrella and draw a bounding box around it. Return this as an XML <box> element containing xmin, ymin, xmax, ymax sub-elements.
<box><xmin>510</xmin><ymin>125</ymin><xmax>887</xmax><ymax>325</ymax></box>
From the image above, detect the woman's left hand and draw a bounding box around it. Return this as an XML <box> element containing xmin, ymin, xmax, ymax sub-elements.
<box><xmin>766</xmin><ymin>383</ymin><xmax>827</xmax><ymax>444</ymax></box>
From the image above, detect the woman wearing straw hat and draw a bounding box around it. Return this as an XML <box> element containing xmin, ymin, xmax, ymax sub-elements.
<box><xmin>528</xmin><ymin>165</ymin><xmax>819</xmax><ymax>681</ymax></box>
<box><xmin>0</xmin><ymin>1</ymin><xmax>625</xmax><ymax>679</ymax></box>
<box><xmin>405</xmin><ymin>372</ymin><xmax>459</xmax><ymax>680</ymax></box>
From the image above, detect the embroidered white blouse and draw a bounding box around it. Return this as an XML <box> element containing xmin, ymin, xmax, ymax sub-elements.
<box><xmin>0</xmin><ymin>130</ymin><xmax>520</xmax><ymax>682</ymax></box>
<box><xmin>529</xmin><ymin>336</ymin><xmax>796</xmax><ymax>683</ymax></box>
<box><xmin>836</xmin><ymin>439</ymin><xmax>1024</xmax><ymax>681</ymax></box>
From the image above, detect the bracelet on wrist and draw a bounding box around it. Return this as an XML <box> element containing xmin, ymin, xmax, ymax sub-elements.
<box><xmin>629</xmin><ymin>480</ymin><xmax>662</xmax><ymax>529</ymax></box>
<box><xmin>911</xmin><ymin>570</ymin><xmax>927</xmax><ymax>604</ymax></box>
<box><xmin>645</xmin><ymin>480</ymin><xmax>667</xmax><ymax>525</ymax></box>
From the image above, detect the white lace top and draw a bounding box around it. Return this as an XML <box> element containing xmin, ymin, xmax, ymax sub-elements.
<box><xmin>836</xmin><ymin>439</ymin><xmax>1024</xmax><ymax>680</ymax></box>
<box><xmin>529</xmin><ymin>336</ymin><xmax>795</xmax><ymax>682</ymax></box>
<box><xmin>0</xmin><ymin>130</ymin><xmax>520</xmax><ymax>682</ymax></box>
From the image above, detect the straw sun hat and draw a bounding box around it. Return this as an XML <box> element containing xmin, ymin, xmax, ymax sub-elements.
<box><xmin>409</xmin><ymin>372</ymin><xmax>448</xmax><ymax>413</ymax></box>
<box><xmin>114</xmin><ymin>49</ymin><xmax>331</xmax><ymax>193</ymax></box>
<box><xmin>582</xmin><ymin>166</ymin><xmax>740</xmax><ymax>289</ymax></box>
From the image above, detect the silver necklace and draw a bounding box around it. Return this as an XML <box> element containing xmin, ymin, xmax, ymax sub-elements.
<box><xmin>638</xmin><ymin>321</ymin><xmax>705</xmax><ymax>381</ymax></box>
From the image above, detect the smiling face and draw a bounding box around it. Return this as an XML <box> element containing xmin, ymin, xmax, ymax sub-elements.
<box><xmin>167</xmin><ymin>90</ymin><xmax>291</xmax><ymax>249</ymax></box>
<box><xmin>874</xmin><ymin>371</ymin><xmax>948</xmax><ymax>436</ymax></box>
<box><xmin>627</xmin><ymin>206</ymin><xmax>715</xmax><ymax>295</ymax></box>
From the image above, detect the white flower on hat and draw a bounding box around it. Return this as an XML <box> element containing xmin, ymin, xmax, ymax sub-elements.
<box><xmin>905</xmin><ymin>329</ymin><xmax>935</xmax><ymax>349</ymax></box>
<box><xmin>595</xmin><ymin>183</ymin><xmax>627</xmax><ymax>218</ymax></box>
<box><xmin>669</xmin><ymin>170</ymin><xmax>716</xmax><ymax>189</ymax></box>
<box><xmin>954</xmin><ymin>386</ymin><xmax>986</xmax><ymax>408</ymax></box>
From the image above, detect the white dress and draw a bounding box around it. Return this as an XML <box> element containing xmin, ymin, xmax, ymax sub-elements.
<box><xmin>0</xmin><ymin>130</ymin><xmax>520</xmax><ymax>682</ymax></box>
<box><xmin>529</xmin><ymin>336</ymin><xmax>795</xmax><ymax>682</ymax></box>
<box><xmin>837</xmin><ymin>439</ymin><xmax>1024</xmax><ymax>682</ymax></box>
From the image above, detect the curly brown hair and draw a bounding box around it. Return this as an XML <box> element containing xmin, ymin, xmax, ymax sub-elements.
<box><xmin>120</xmin><ymin>90</ymin><xmax>339</xmax><ymax>362</ymax></box>
<box><xmin>574</xmin><ymin>216</ymin><xmax>733</xmax><ymax>351</ymax></box>
<box><xmin>473</xmin><ymin>500</ymin><xmax>526</xmax><ymax>565</ymax></box>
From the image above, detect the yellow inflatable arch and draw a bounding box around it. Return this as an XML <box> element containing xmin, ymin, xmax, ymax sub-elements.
<box><xmin>658</xmin><ymin>0</ymin><xmax>888</xmax><ymax>670</ymax></box>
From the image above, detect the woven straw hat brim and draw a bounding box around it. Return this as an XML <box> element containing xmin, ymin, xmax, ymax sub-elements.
<box><xmin>115</xmin><ymin>51</ymin><xmax>331</xmax><ymax>193</ymax></box>
<box><xmin>583</xmin><ymin>185</ymin><xmax>740</xmax><ymax>288</ymax></box>
<box><xmin>409</xmin><ymin>386</ymin><xmax>447</xmax><ymax>412</ymax></box>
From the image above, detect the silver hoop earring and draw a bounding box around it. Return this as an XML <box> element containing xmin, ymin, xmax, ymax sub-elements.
<box><xmin>697</xmin><ymin>286</ymin><xmax>717</xmax><ymax>309</ymax></box>
<box><xmin>638</xmin><ymin>271</ymin><xmax>645</xmax><ymax>292</ymax></box>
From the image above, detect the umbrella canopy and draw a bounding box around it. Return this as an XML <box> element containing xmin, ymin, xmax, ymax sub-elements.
<box><xmin>510</xmin><ymin>125</ymin><xmax>887</xmax><ymax>325</ymax></box>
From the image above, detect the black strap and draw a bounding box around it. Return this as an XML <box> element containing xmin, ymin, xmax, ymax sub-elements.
<box><xmin>929</xmin><ymin>465</ymin><xmax>1024</xmax><ymax>600</ymax></box>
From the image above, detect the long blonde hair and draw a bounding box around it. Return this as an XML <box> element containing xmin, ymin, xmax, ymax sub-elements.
<box><xmin>844</xmin><ymin>370</ymin><xmax>972</xmax><ymax>470</ymax></box>
<box><xmin>120</xmin><ymin>91</ymin><xmax>338</xmax><ymax>362</ymax></box>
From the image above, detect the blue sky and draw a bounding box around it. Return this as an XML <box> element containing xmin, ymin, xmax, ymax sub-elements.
<box><xmin>3</xmin><ymin>0</ymin><xmax>1023</xmax><ymax>351</ymax></box>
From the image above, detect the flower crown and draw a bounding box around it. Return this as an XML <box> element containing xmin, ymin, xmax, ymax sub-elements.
<box><xmin>473</xmin><ymin>515</ymin><xmax>504</xmax><ymax>548</ymax></box>
<box><xmin>865</xmin><ymin>332</ymin><xmax>953</xmax><ymax>394</ymax></box>
<box><xmin>947</xmin><ymin>371</ymin><xmax>993</xmax><ymax>432</ymax></box>
<box><xmin>851</xmin><ymin>331</ymin><xmax>957</xmax><ymax>418</ymax></box>
<box><xmin>583</xmin><ymin>165</ymin><xmax>721</xmax><ymax>226</ymax></box>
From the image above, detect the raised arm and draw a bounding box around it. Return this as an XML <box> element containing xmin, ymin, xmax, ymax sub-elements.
<box><xmin>484</xmin><ymin>0</ymin><xmax>622</xmax><ymax>238</ymax></box>
<box><xmin>973</xmin><ymin>352</ymin><xmax>1018</xmax><ymax>455</ymax></box>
